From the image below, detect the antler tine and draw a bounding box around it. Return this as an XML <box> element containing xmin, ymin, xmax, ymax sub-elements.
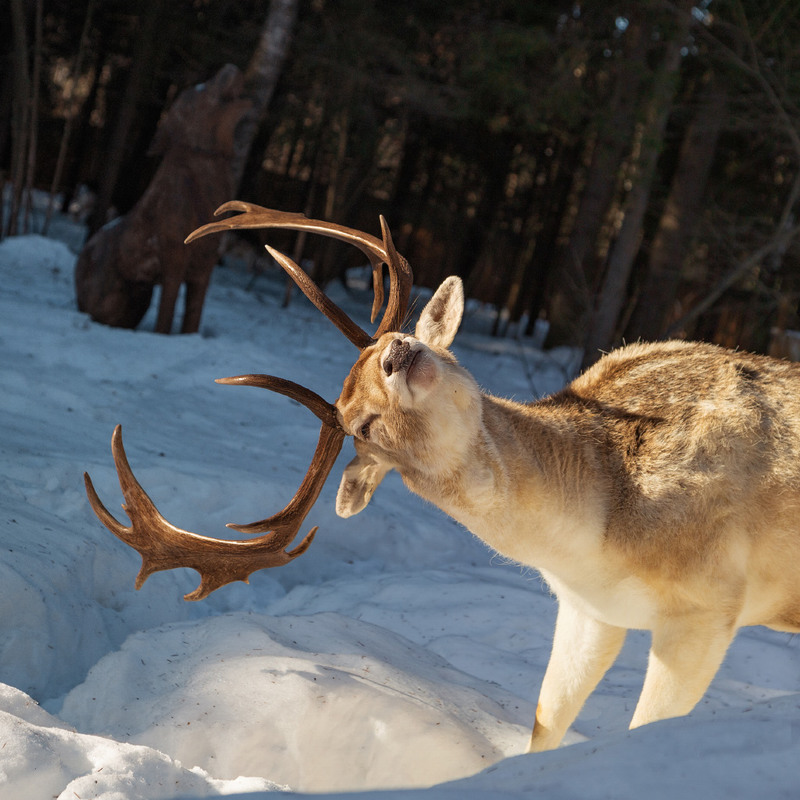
<box><xmin>226</xmin><ymin>422</ymin><xmax>344</xmax><ymax>535</ymax></box>
<box><xmin>186</xmin><ymin>202</ymin><xmax>387</xmax><ymax>332</ymax></box>
<box><xmin>185</xmin><ymin>202</ymin><xmax>415</xmax><ymax>344</ymax></box>
<box><xmin>214</xmin><ymin>374</ymin><xmax>339</xmax><ymax>427</ymax></box>
<box><xmin>264</xmin><ymin>245</ymin><xmax>372</xmax><ymax>350</ymax></box>
<box><xmin>84</xmin><ymin>420</ymin><xmax>343</xmax><ymax>601</ymax></box>
<box><xmin>373</xmin><ymin>216</ymin><xmax>413</xmax><ymax>340</ymax></box>
<box><xmin>214</xmin><ymin>374</ymin><xmax>344</xmax><ymax>535</ymax></box>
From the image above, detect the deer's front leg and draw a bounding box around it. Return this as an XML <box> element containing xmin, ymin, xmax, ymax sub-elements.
<box><xmin>630</xmin><ymin>613</ymin><xmax>736</xmax><ymax>729</ymax></box>
<box><xmin>529</xmin><ymin>599</ymin><xmax>626</xmax><ymax>752</ymax></box>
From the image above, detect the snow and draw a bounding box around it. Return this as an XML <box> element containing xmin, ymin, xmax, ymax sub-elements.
<box><xmin>1</xmin><ymin>217</ymin><xmax>799</xmax><ymax>799</ymax></box>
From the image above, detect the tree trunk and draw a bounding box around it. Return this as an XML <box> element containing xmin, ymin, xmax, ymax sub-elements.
<box><xmin>582</xmin><ymin>6</ymin><xmax>691</xmax><ymax>369</ymax></box>
<box><xmin>544</xmin><ymin>14</ymin><xmax>648</xmax><ymax>346</ymax></box>
<box><xmin>0</xmin><ymin>20</ymin><xmax>13</xmax><ymax>170</ymax></box>
<box><xmin>60</xmin><ymin>30</ymin><xmax>109</xmax><ymax>215</ymax></box>
<box><xmin>21</xmin><ymin>0</ymin><xmax>43</xmax><ymax>232</ymax></box>
<box><xmin>87</xmin><ymin>0</ymin><xmax>165</xmax><ymax>234</ymax></box>
<box><xmin>44</xmin><ymin>0</ymin><xmax>96</xmax><ymax>234</ymax></box>
<box><xmin>455</xmin><ymin>132</ymin><xmax>515</xmax><ymax>288</ymax></box>
<box><xmin>626</xmin><ymin>70</ymin><xmax>727</xmax><ymax>341</ymax></box>
<box><xmin>231</xmin><ymin>0</ymin><xmax>300</xmax><ymax>192</ymax></box>
<box><xmin>517</xmin><ymin>143</ymin><xmax>580</xmax><ymax>333</ymax></box>
<box><xmin>6</xmin><ymin>0</ymin><xmax>31</xmax><ymax>237</ymax></box>
<box><xmin>389</xmin><ymin>112</ymin><xmax>427</xmax><ymax>237</ymax></box>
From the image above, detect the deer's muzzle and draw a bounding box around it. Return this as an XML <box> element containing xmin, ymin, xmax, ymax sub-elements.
<box><xmin>384</xmin><ymin>338</ymin><xmax>414</xmax><ymax>376</ymax></box>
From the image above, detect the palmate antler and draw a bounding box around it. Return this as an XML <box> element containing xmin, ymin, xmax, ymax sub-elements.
<box><xmin>84</xmin><ymin>204</ymin><xmax>413</xmax><ymax>600</ymax></box>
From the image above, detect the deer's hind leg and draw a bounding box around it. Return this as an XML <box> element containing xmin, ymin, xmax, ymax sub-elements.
<box><xmin>629</xmin><ymin>612</ymin><xmax>737</xmax><ymax>730</ymax></box>
<box><xmin>529</xmin><ymin>599</ymin><xmax>626</xmax><ymax>752</ymax></box>
<box><xmin>764</xmin><ymin>603</ymin><xmax>800</xmax><ymax>633</ymax></box>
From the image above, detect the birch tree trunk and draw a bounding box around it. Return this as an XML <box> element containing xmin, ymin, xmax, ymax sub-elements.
<box><xmin>230</xmin><ymin>0</ymin><xmax>300</xmax><ymax>192</ymax></box>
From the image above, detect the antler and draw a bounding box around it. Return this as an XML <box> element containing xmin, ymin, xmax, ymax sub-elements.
<box><xmin>185</xmin><ymin>202</ymin><xmax>412</xmax><ymax>345</ymax></box>
<box><xmin>86</xmin><ymin>205</ymin><xmax>414</xmax><ymax>600</ymax></box>
<box><xmin>85</xmin><ymin>377</ymin><xmax>344</xmax><ymax>600</ymax></box>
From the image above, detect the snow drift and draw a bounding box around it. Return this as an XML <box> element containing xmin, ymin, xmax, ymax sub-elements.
<box><xmin>1</xmin><ymin>220</ymin><xmax>799</xmax><ymax>799</ymax></box>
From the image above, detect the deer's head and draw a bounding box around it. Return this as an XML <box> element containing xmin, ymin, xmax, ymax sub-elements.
<box><xmin>84</xmin><ymin>203</ymin><xmax>475</xmax><ymax>600</ymax></box>
<box><xmin>334</xmin><ymin>276</ymin><xmax>481</xmax><ymax>517</ymax></box>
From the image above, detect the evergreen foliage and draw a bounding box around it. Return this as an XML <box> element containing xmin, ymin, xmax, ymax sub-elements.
<box><xmin>2</xmin><ymin>0</ymin><xmax>799</xmax><ymax>356</ymax></box>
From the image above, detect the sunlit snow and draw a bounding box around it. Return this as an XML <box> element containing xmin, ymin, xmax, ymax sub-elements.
<box><xmin>1</xmin><ymin>214</ymin><xmax>799</xmax><ymax>799</ymax></box>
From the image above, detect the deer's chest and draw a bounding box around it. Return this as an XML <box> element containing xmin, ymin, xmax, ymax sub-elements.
<box><xmin>457</xmin><ymin>504</ymin><xmax>659</xmax><ymax>629</ymax></box>
<box><xmin>538</xmin><ymin>567</ymin><xmax>658</xmax><ymax>629</ymax></box>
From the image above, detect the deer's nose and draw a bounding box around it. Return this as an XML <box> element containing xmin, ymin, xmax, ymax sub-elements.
<box><xmin>384</xmin><ymin>338</ymin><xmax>410</xmax><ymax>376</ymax></box>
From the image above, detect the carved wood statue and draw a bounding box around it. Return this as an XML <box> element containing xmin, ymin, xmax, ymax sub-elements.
<box><xmin>75</xmin><ymin>64</ymin><xmax>251</xmax><ymax>333</ymax></box>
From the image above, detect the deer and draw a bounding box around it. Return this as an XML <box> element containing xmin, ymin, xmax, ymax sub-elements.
<box><xmin>84</xmin><ymin>202</ymin><xmax>800</xmax><ymax>753</ymax></box>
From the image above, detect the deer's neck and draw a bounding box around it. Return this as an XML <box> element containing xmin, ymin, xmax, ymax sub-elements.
<box><xmin>402</xmin><ymin>393</ymin><xmax>610</xmax><ymax>573</ymax></box>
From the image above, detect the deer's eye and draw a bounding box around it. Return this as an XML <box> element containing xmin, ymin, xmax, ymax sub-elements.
<box><xmin>358</xmin><ymin>416</ymin><xmax>378</xmax><ymax>440</ymax></box>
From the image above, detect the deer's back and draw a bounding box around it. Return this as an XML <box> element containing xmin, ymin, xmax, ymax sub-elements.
<box><xmin>540</xmin><ymin>341</ymin><xmax>800</xmax><ymax>607</ymax></box>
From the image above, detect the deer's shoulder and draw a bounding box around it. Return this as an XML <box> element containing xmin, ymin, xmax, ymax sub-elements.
<box><xmin>532</xmin><ymin>341</ymin><xmax>800</xmax><ymax>513</ymax></box>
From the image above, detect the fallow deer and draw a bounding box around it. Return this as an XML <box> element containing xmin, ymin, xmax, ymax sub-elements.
<box><xmin>85</xmin><ymin>203</ymin><xmax>800</xmax><ymax>752</ymax></box>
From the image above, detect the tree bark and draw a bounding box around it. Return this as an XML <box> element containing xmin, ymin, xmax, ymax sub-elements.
<box><xmin>230</xmin><ymin>0</ymin><xmax>300</xmax><ymax>192</ymax></box>
<box><xmin>21</xmin><ymin>0</ymin><xmax>43</xmax><ymax>232</ymax></box>
<box><xmin>543</xmin><ymin>13</ymin><xmax>649</xmax><ymax>346</ymax></box>
<box><xmin>6</xmin><ymin>0</ymin><xmax>31</xmax><ymax>237</ymax></box>
<box><xmin>455</xmin><ymin>132</ymin><xmax>516</xmax><ymax>289</ymax></box>
<box><xmin>44</xmin><ymin>0</ymin><xmax>96</xmax><ymax>235</ymax></box>
<box><xmin>87</xmin><ymin>0</ymin><xmax>165</xmax><ymax>234</ymax></box>
<box><xmin>60</xmin><ymin>30</ymin><xmax>109</xmax><ymax>215</ymax></box>
<box><xmin>518</xmin><ymin>143</ymin><xmax>580</xmax><ymax>334</ymax></box>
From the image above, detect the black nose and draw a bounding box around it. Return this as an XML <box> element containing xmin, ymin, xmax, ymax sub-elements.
<box><xmin>384</xmin><ymin>338</ymin><xmax>410</xmax><ymax>376</ymax></box>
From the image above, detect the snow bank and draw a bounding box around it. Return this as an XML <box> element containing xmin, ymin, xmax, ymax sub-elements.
<box><xmin>1</xmin><ymin>222</ymin><xmax>800</xmax><ymax>799</ymax></box>
<box><xmin>0</xmin><ymin>685</ymin><xmax>281</xmax><ymax>799</ymax></box>
<box><xmin>59</xmin><ymin>611</ymin><xmax>526</xmax><ymax>792</ymax></box>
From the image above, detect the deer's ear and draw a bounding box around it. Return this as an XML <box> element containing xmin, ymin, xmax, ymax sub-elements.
<box><xmin>415</xmin><ymin>276</ymin><xmax>464</xmax><ymax>349</ymax></box>
<box><xmin>335</xmin><ymin>447</ymin><xmax>391</xmax><ymax>518</ymax></box>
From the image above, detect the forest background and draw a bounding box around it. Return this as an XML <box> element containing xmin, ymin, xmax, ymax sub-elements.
<box><xmin>3</xmin><ymin>0</ymin><xmax>800</xmax><ymax>366</ymax></box>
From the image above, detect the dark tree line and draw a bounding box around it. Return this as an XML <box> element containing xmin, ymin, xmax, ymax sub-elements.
<box><xmin>3</xmin><ymin>0</ymin><xmax>800</xmax><ymax>361</ymax></box>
